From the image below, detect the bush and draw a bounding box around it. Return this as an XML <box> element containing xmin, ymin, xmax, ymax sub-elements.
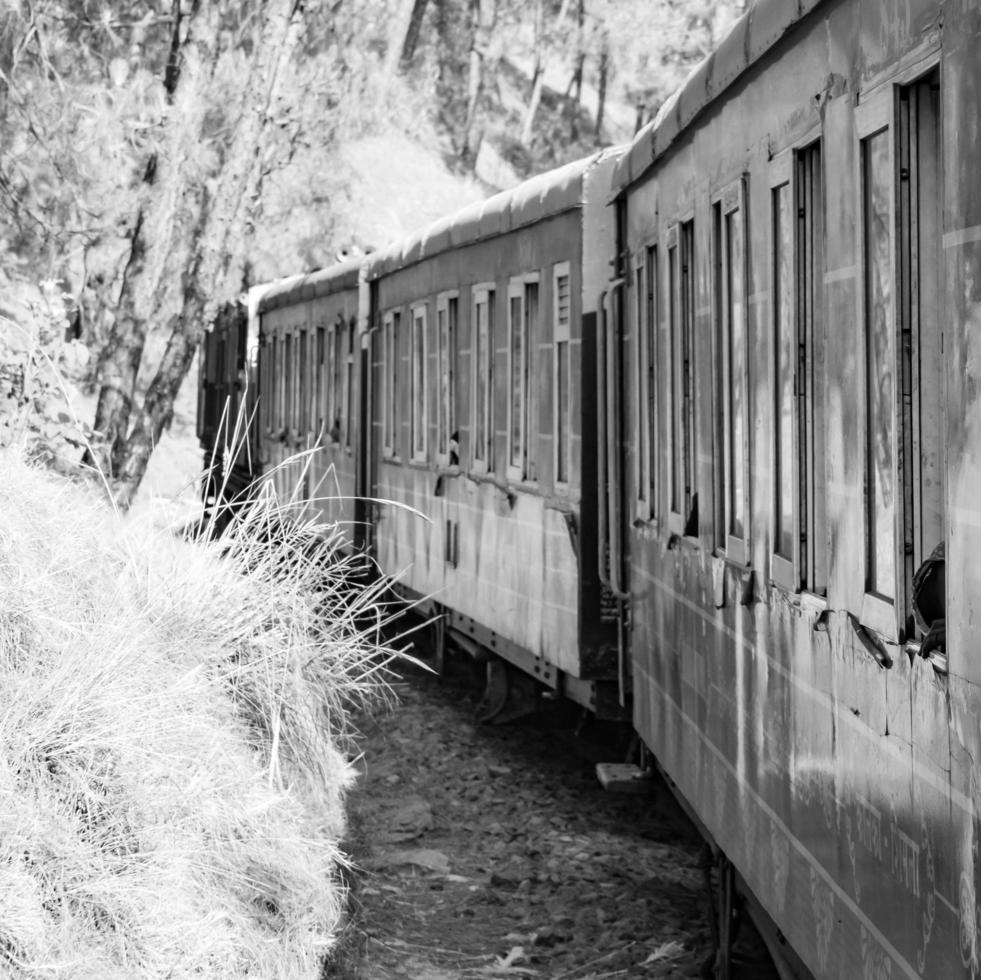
<box><xmin>0</xmin><ymin>280</ymin><xmax>93</xmax><ymax>471</ymax></box>
<box><xmin>0</xmin><ymin>452</ymin><xmax>396</xmax><ymax>978</ymax></box>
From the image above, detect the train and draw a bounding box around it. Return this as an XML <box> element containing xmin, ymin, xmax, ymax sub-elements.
<box><xmin>197</xmin><ymin>0</ymin><xmax>981</xmax><ymax>976</ymax></box>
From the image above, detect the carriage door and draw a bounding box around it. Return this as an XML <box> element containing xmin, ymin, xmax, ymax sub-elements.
<box><xmin>598</xmin><ymin>250</ymin><xmax>631</xmax><ymax>700</ymax></box>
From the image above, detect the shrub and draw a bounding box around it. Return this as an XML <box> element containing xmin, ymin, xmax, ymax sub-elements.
<box><xmin>0</xmin><ymin>452</ymin><xmax>396</xmax><ymax>978</ymax></box>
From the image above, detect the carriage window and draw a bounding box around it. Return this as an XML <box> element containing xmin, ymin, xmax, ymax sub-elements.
<box><xmin>315</xmin><ymin>327</ymin><xmax>325</xmax><ymax>437</ymax></box>
<box><xmin>272</xmin><ymin>334</ymin><xmax>281</xmax><ymax>431</ymax></box>
<box><xmin>864</xmin><ymin>128</ymin><xmax>895</xmax><ymax>603</ymax></box>
<box><xmin>713</xmin><ymin>182</ymin><xmax>749</xmax><ymax>562</ymax></box>
<box><xmin>797</xmin><ymin>143</ymin><xmax>827</xmax><ymax>595</ymax></box>
<box><xmin>299</xmin><ymin>329</ymin><xmax>309</xmax><ymax>436</ymax></box>
<box><xmin>635</xmin><ymin>259</ymin><xmax>649</xmax><ymax>513</ymax></box>
<box><xmin>508</xmin><ymin>277</ymin><xmax>539</xmax><ymax>480</ymax></box>
<box><xmin>411</xmin><ymin>306</ymin><xmax>427</xmax><ymax>461</ymax></box>
<box><xmin>898</xmin><ymin>70</ymin><xmax>943</xmax><ymax>640</ymax></box>
<box><xmin>668</xmin><ymin>222</ymin><xmax>697</xmax><ymax>531</ymax></box>
<box><xmin>436</xmin><ymin>295</ymin><xmax>458</xmax><ymax>465</ymax></box>
<box><xmin>329</xmin><ymin>319</ymin><xmax>342</xmax><ymax>442</ymax></box>
<box><xmin>553</xmin><ymin>265</ymin><xmax>571</xmax><ymax>484</ymax></box>
<box><xmin>473</xmin><ymin>287</ymin><xmax>494</xmax><ymax>469</ymax></box>
<box><xmin>260</xmin><ymin>334</ymin><xmax>270</xmax><ymax>433</ymax></box>
<box><xmin>773</xmin><ymin>181</ymin><xmax>795</xmax><ymax>575</ymax></box>
<box><xmin>770</xmin><ymin>142</ymin><xmax>826</xmax><ymax>594</ymax></box>
<box><xmin>645</xmin><ymin>245</ymin><xmax>659</xmax><ymax>517</ymax></box>
<box><xmin>525</xmin><ymin>282</ymin><xmax>539</xmax><ymax>480</ymax></box>
<box><xmin>344</xmin><ymin>318</ymin><xmax>355</xmax><ymax>452</ymax></box>
<box><xmin>383</xmin><ymin>311</ymin><xmax>399</xmax><ymax>457</ymax></box>
<box><xmin>283</xmin><ymin>331</ymin><xmax>296</xmax><ymax>437</ymax></box>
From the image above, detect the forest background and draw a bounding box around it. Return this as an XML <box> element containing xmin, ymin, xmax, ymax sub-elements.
<box><xmin>0</xmin><ymin>0</ymin><xmax>745</xmax><ymax>507</ymax></box>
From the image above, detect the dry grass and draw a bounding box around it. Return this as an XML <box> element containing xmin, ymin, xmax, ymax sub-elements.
<box><xmin>0</xmin><ymin>449</ymin><xmax>400</xmax><ymax>978</ymax></box>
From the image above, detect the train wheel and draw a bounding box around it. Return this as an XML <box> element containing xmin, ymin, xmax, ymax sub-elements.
<box><xmin>474</xmin><ymin>658</ymin><xmax>539</xmax><ymax>725</ymax></box>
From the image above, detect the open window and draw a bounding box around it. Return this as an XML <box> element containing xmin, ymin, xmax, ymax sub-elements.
<box><xmin>410</xmin><ymin>305</ymin><xmax>427</xmax><ymax>462</ymax></box>
<box><xmin>508</xmin><ymin>275</ymin><xmax>539</xmax><ymax>482</ymax></box>
<box><xmin>435</xmin><ymin>293</ymin><xmax>459</xmax><ymax>468</ymax></box>
<box><xmin>553</xmin><ymin>263</ymin><xmax>571</xmax><ymax>486</ymax></box>
<box><xmin>343</xmin><ymin>316</ymin><xmax>355</xmax><ymax>452</ymax></box>
<box><xmin>472</xmin><ymin>285</ymin><xmax>495</xmax><ymax>473</ymax></box>
<box><xmin>857</xmin><ymin>68</ymin><xmax>943</xmax><ymax>641</ymax></box>
<box><xmin>713</xmin><ymin>178</ymin><xmax>750</xmax><ymax>563</ymax></box>
<box><xmin>667</xmin><ymin>221</ymin><xmax>697</xmax><ymax>536</ymax></box>
<box><xmin>382</xmin><ymin>310</ymin><xmax>399</xmax><ymax>459</ymax></box>
<box><xmin>770</xmin><ymin>139</ymin><xmax>827</xmax><ymax>595</ymax></box>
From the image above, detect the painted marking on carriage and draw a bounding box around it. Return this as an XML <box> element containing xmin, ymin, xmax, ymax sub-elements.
<box><xmin>856</xmin><ymin>795</ymin><xmax>884</xmax><ymax>861</ymax></box>
<box><xmin>943</xmin><ymin>225</ymin><xmax>981</xmax><ymax>249</ymax></box>
<box><xmin>824</xmin><ymin>265</ymin><xmax>858</xmax><ymax>284</ymax></box>
<box><xmin>630</xmin><ymin>562</ymin><xmax>972</xmax><ymax>816</ymax></box>
<box><xmin>696</xmin><ymin>304</ymin><xmax>713</xmax><ymax>318</ymax></box>
<box><xmin>637</xmin><ymin>665</ymin><xmax>925</xmax><ymax>980</ymax></box>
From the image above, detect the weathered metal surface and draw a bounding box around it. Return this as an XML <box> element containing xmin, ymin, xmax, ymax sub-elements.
<box><xmin>198</xmin><ymin>300</ymin><xmax>257</xmax><ymax>502</ymax></box>
<box><xmin>611</xmin><ymin>0</ymin><xmax>841</xmax><ymax>195</ymax></box>
<box><xmin>258</xmin><ymin>279</ymin><xmax>361</xmax><ymax>548</ymax></box>
<box><xmin>616</xmin><ymin>1</ymin><xmax>975</xmax><ymax>978</ymax></box>
<box><xmin>368</xmin><ymin>152</ymin><xmax>623</xmax><ymax>684</ymax></box>
<box><xmin>257</xmin><ymin>259</ymin><xmax>361</xmax><ymax>315</ymax></box>
<box><xmin>364</xmin><ymin>154</ymin><xmax>606</xmax><ymax>281</ymax></box>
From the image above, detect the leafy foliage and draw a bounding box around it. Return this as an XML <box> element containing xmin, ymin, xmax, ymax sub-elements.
<box><xmin>0</xmin><ymin>280</ymin><xmax>93</xmax><ymax>470</ymax></box>
<box><xmin>0</xmin><ymin>0</ymin><xmax>749</xmax><ymax>503</ymax></box>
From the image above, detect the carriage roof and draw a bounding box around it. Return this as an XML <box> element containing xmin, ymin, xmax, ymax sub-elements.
<box><xmin>612</xmin><ymin>0</ymin><xmax>826</xmax><ymax>193</ymax></box>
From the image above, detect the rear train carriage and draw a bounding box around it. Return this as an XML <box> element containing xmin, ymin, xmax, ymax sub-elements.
<box><xmin>363</xmin><ymin>151</ymin><xmax>625</xmax><ymax>718</ymax></box>
<box><xmin>256</xmin><ymin>259</ymin><xmax>364</xmax><ymax>547</ymax></box>
<box><xmin>610</xmin><ymin>0</ymin><xmax>980</xmax><ymax>976</ymax></box>
<box><xmin>197</xmin><ymin>297</ymin><xmax>258</xmax><ymax>512</ymax></box>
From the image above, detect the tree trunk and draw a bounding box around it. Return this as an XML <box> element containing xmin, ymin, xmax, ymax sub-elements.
<box><xmin>594</xmin><ymin>31</ymin><xmax>609</xmax><ymax>145</ymax></box>
<box><xmin>87</xmin><ymin>0</ymin><xmax>190</xmax><ymax>474</ymax></box>
<box><xmin>86</xmin><ymin>210</ymin><xmax>150</xmax><ymax>474</ymax></box>
<box><xmin>385</xmin><ymin>0</ymin><xmax>416</xmax><ymax>77</ymax></box>
<box><xmin>461</xmin><ymin>0</ymin><xmax>495</xmax><ymax>162</ymax></box>
<box><xmin>399</xmin><ymin>0</ymin><xmax>430</xmax><ymax>68</ymax></box>
<box><xmin>568</xmin><ymin>0</ymin><xmax>584</xmax><ymax>141</ymax></box>
<box><xmin>111</xmin><ymin>314</ymin><xmax>199</xmax><ymax>510</ymax></box>
<box><xmin>109</xmin><ymin>0</ymin><xmax>307</xmax><ymax>508</ymax></box>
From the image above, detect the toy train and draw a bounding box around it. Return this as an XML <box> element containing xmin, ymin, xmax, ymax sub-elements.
<box><xmin>199</xmin><ymin>0</ymin><xmax>981</xmax><ymax>976</ymax></box>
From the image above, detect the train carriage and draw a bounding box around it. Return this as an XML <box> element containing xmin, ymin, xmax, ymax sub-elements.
<box><xmin>255</xmin><ymin>259</ymin><xmax>364</xmax><ymax>546</ymax></box>
<box><xmin>197</xmin><ymin>296</ymin><xmax>259</xmax><ymax>513</ymax></box>
<box><xmin>609</xmin><ymin>1</ymin><xmax>980</xmax><ymax>977</ymax></box>
<box><xmin>362</xmin><ymin>150</ymin><xmax>626</xmax><ymax>718</ymax></box>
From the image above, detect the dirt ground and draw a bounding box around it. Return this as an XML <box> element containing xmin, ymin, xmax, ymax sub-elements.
<box><xmin>329</xmin><ymin>656</ymin><xmax>715</xmax><ymax>980</ymax></box>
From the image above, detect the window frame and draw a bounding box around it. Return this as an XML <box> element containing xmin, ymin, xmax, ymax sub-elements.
<box><xmin>634</xmin><ymin>253</ymin><xmax>650</xmax><ymax>520</ymax></box>
<box><xmin>644</xmin><ymin>243</ymin><xmax>660</xmax><ymax>523</ymax></box>
<box><xmin>856</xmin><ymin>85</ymin><xmax>899</xmax><ymax>639</ymax></box>
<box><xmin>435</xmin><ymin>291</ymin><xmax>459</xmax><ymax>469</ymax></box>
<box><xmin>506</xmin><ymin>273</ymin><xmax>540</xmax><ymax>484</ymax></box>
<box><xmin>769</xmin><ymin>151</ymin><xmax>798</xmax><ymax>592</ymax></box>
<box><xmin>382</xmin><ymin>310</ymin><xmax>399</xmax><ymax>460</ymax></box>
<box><xmin>666</xmin><ymin>220</ymin><xmax>697</xmax><ymax>536</ymax></box>
<box><xmin>471</xmin><ymin>283</ymin><xmax>495</xmax><ymax>474</ymax></box>
<box><xmin>410</xmin><ymin>303</ymin><xmax>428</xmax><ymax>463</ymax></box>
<box><xmin>314</xmin><ymin>325</ymin><xmax>326</xmax><ymax>439</ymax></box>
<box><xmin>343</xmin><ymin>316</ymin><xmax>355</xmax><ymax>453</ymax></box>
<box><xmin>552</xmin><ymin>262</ymin><xmax>572</xmax><ymax>488</ymax></box>
<box><xmin>712</xmin><ymin>176</ymin><xmax>751</xmax><ymax>565</ymax></box>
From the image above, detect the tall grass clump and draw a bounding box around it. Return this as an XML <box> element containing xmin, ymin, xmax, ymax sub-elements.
<box><xmin>0</xmin><ymin>449</ymin><xmax>399</xmax><ymax>978</ymax></box>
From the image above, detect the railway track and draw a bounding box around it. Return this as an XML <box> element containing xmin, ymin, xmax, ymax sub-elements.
<box><xmin>329</xmin><ymin>648</ymin><xmax>779</xmax><ymax>980</ymax></box>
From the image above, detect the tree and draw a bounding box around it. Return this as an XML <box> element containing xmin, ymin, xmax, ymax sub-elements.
<box><xmin>0</xmin><ymin>0</ymin><xmax>367</xmax><ymax>507</ymax></box>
